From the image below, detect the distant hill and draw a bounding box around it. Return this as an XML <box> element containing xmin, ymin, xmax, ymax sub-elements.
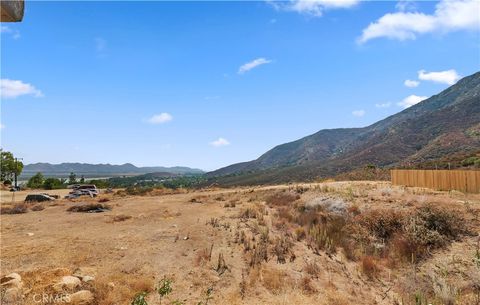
<box><xmin>208</xmin><ymin>71</ymin><xmax>480</xmax><ymax>185</ymax></box>
<box><xmin>21</xmin><ymin>162</ymin><xmax>204</xmax><ymax>178</ymax></box>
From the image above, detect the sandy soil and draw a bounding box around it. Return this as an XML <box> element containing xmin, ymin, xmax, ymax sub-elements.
<box><xmin>1</xmin><ymin>182</ymin><xmax>479</xmax><ymax>305</ymax></box>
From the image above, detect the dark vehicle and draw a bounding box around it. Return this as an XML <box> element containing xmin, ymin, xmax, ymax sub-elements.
<box><xmin>25</xmin><ymin>194</ymin><xmax>55</xmax><ymax>202</ymax></box>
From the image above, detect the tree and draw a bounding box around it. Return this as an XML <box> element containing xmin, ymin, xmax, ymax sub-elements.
<box><xmin>43</xmin><ymin>178</ymin><xmax>64</xmax><ymax>190</ymax></box>
<box><xmin>80</xmin><ymin>175</ymin><xmax>85</xmax><ymax>183</ymax></box>
<box><xmin>1</xmin><ymin>150</ymin><xmax>23</xmax><ymax>182</ymax></box>
<box><xmin>27</xmin><ymin>172</ymin><xmax>44</xmax><ymax>189</ymax></box>
<box><xmin>68</xmin><ymin>172</ymin><xmax>77</xmax><ymax>184</ymax></box>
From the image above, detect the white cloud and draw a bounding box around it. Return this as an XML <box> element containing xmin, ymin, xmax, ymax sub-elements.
<box><xmin>404</xmin><ymin>79</ymin><xmax>420</xmax><ymax>87</ymax></box>
<box><xmin>1</xmin><ymin>26</ymin><xmax>20</xmax><ymax>39</ymax></box>
<box><xmin>358</xmin><ymin>0</ymin><xmax>480</xmax><ymax>43</ymax></box>
<box><xmin>352</xmin><ymin>110</ymin><xmax>365</xmax><ymax>117</ymax></box>
<box><xmin>0</xmin><ymin>79</ymin><xmax>43</xmax><ymax>99</ymax></box>
<box><xmin>269</xmin><ymin>0</ymin><xmax>360</xmax><ymax>17</ymax></box>
<box><xmin>238</xmin><ymin>58</ymin><xmax>272</xmax><ymax>74</ymax></box>
<box><xmin>397</xmin><ymin>94</ymin><xmax>428</xmax><ymax>108</ymax></box>
<box><xmin>0</xmin><ymin>123</ymin><xmax>5</xmax><ymax>129</ymax></box>
<box><xmin>375</xmin><ymin>102</ymin><xmax>391</xmax><ymax>108</ymax></box>
<box><xmin>210</xmin><ymin>137</ymin><xmax>230</xmax><ymax>147</ymax></box>
<box><xmin>147</xmin><ymin>113</ymin><xmax>173</xmax><ymax>124</ymax></box>
<box><xmin>418</xmin><ymin>69</ymin><xmax>460</xmax><ymax>85</ymax></box>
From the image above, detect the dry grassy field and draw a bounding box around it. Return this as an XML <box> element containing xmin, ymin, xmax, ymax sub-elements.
<box><xmin>1</xmin><ymin>182</ymin><xmax>480</xmax><ymax>305</ymax></box>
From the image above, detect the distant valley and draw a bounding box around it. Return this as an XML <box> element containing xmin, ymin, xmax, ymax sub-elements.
<box><xmin>21</xmin><ymin>162</ymin><xmax>204</xmax><ymax>179</ymax></box>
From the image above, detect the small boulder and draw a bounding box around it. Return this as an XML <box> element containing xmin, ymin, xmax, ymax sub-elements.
<box><xmin>81</xmin><ymin>276</ymin><xmax>94</xmax><ymax>283</ymax></box>
<box><xmin>73</xmin><ymin>267</ymin><xmax>96</xmax><ymax>282</ymax></box>
<box><xmin>68</xmin><ymin>290</ymin><xmax>94</xmax><ymax>305</ymax></box>
<box><xmin>53</xmin><ymin>276</ymin><xmax>81</xmax><ymax>292</ymax></box>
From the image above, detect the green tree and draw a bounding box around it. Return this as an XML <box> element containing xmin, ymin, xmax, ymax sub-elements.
<box><xmin>0</xmin><ymin>150</ymin><xmax>23</xmax><ymax>182</ymax></box>
<box><xmin>27</xmin><ymin>172</ymin><xmax>45</xmax><ymax>189</ymax></box>
<box><xmin>68</xmin><ymin>172</ymin><xmax>77</xmax><ymax>184</ymax></box>
<box><xmin>43</xmin><ymin>178</ymin><xmax>65</xmax><ymax>190</ymax></box>
<box><xmin>80</xmin><ymin>175</ymin><xmax>85</xmax><ymax>183</ymax></box>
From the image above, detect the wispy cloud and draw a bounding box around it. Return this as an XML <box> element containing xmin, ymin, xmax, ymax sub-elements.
<box><xmin>352</xmin><ymin>110</ymin><xmax>365</xmax><ymax>117</ymax></box>
<box><xmin>0</xmin><ymin>123</ymin><xmax>5</xmax><ymax>129</ymax></box>
<box><xmin>418</xmin><ymin>69</ymin><xmax>460</xmax><ymax>85</ymax></box>
<box><xmin>358</xmin><ymin>0</ymin><xmax>480</xmax><ymax>43</ymax></box>
<box><xmin>0</xmin><ymin>79</ymin><xmax>43</xmax><ymax>99</ymax></box>
<box><xmin>397</xmin><ymin>95</ymin><xmax>428</xmax><ymax>108</ymax></box>
<box><xmin>210</xmin><ymin>137</ymin><xmax>230</xmax><ymax>147</ymax></box>
<box><xmin>375</xmin><ymin>102</ymin><xmax>391</xmax><ymax>108</ymax></box>
<box><xmin>269</xmin><ymin>0</ymin><xmax>360</xmax><ymax>17</ymax></box>
<box><xmin>147</xmin><ymin>113</ymin><xmax>173</xmax><ymax>124</ymax></box>
<box><xmin>1</xmin><ymin>26</ymin><xmax>20</xmax><ymax>39</ymax></box>
<box><xmin>95</xmin><ymin>37</ymin><xmax>107</xmax><ymax>57</ymax></box>
<box><xmin>404</xmin><ymin>79</ymin><xmax>420</xmax><ymax>88</ymax></box>
<box><xmin>395</xmin><ymin>0</ymin><xmax>417</xmax><ymax>12</ymax></box>
<box><xmin>238</xmin><ymin>58</ymin><xmax>272</xmax><ymax>74</ymax></box>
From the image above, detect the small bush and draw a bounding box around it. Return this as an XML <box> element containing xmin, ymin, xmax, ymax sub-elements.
<box><xmin>131</xmin><ymin>292</ymin><xmax>148</xmax><ymax>305</ymax></box>
<box><xmin>98</xmin><ymin>197</ymin><xmax>110</xmax><ymax>203</ymax></box>
<box><xmin>357</xmin><ymin>209</ymin><xmax>403</xmax><ymax>239</ymax></box>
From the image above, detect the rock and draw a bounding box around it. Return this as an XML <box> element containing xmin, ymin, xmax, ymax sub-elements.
<box><xmin>68</xmin><ymin>290</ymin><xmax>94</xmax><ymax>305</ymax></box>
<box><xmin>107</xmin><ymin>282</ymin><xmax>115</xmax><ymax>289</ymax></box>
<box><xmin>81</xmin><ymin>276</ymin><xmax>95</xmax><ymax>283</ymax></box>
<box><xmin>53</xmin><ymin>276</ymin><xmax>81</xmax><ymax>292</ymax></box>
<box><xmin>1</xmin><ymin>273</ymin><xmax>23</xmax><ymax>290</ymax></box>
<box><xmin>73</xmin><ymin>267</ymin><xmax>96</xmax><ymax>282</ymax></box>
<box><xmin>26</xmin><ymin>232</ymin><xmax>34</xmax><ymax>236</ymax></box>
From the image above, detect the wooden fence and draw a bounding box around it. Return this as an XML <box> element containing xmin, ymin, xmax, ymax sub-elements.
<box><xmin>391</xmin><ymin>169</ymin><xmax>480</xmax><ymax>193</ymax></box>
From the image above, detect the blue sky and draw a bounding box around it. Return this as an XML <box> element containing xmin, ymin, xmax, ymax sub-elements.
<box><xmin>1</xmin><ymin>0</ymin><xmax>479</xmax><ymax>171</ymax></box>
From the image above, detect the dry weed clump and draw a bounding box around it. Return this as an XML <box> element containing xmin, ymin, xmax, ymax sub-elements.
<box><xmin>1</xmin><ymin>203</ymin><xmax>28</xmax><ymax>214</ymax></box>
<box><xmin>273</xmin><ymin>236</ymin><xmax>293</xmax><ymax>264</ymax></box>
<box><xmin>261</xmin><ymin>268</ymin><xmax>290</xmax><ymax>294</ymax></box>
<box><xmin>265</xmin><ymin>192</ymin><xmax>300</xmax><ymax>207</ymax></box>
<box><xmin>31</xmin><ymin>204</ymin><xmax>45</xmax><ymax>211</ymax></box>
<box><xmin>98</xmin><ymin>197</ymin><xmax>110</xmax><ymax>203</ymax></box>
<box><xmin>67</xmin><ymin>203</ymin><xmax>112</xmax><ymax>213</ymax></box>
<box><xmin>195</xmin><ymin>244</ymin><xmax>213</xmax><ymax>266</ymax></box>
<box><xmin>304</xmin><ymin>260</ymin><xmax>320</xmax><ymax>278</ymax></box>
<box><xmin>112</xmin><ymin>214</ymin><xmax>132</xmax><ymax>222</ymax></box>
<box><xmin>307</xmin><ymin>215</ymin><xmax>347</xmax><ymax>256</ymax></box>
<box><xmin>361</xmin><ymin>255</ymin><xmax>380</xmax><ymax>279</ymax></box>
<box><xmin>300</xmin><ymin>276</ymin><xmax>317</xmax><ymax>295</ymax></box>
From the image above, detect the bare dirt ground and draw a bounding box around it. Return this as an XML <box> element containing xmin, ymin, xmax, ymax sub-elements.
<box><xmin>1</xmin><ymin>182</ymin><xmax>479</xmax><ymax>305</ymax></box>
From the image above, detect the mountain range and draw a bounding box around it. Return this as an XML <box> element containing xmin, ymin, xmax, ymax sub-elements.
<box><xmin>207</xmin><ymin>71</ymin><xmax>480</xmax><ymax>185</ymax></box>
<box><xmin>21</xmin><ymin>163</ymin><xmax>204</xmax><ymax>178</ymax></box>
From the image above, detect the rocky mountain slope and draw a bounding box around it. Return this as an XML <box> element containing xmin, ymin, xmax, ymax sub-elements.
<box><xmin>209</xmin><ymin>72</ymin><xmax>480</xmax><ymax>184</ymax></box>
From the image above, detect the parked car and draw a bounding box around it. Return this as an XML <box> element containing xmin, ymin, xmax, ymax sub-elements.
<box><xmin>25</xmin><ymin>194</ymin><xmax>55</xmax><ymax>202</ymax></box>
